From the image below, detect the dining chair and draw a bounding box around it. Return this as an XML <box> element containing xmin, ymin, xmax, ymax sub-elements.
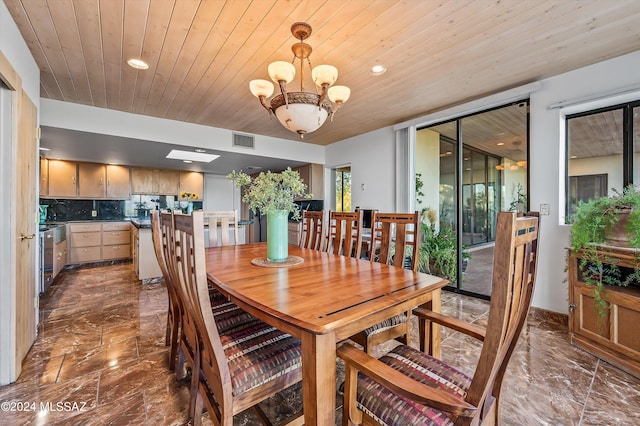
<box><xmin>300</xmin><ymin>210</ymin><xmax>326</xmax><ymax>250</ymax></box>
<box><xmin>348</xmin><ymin>211</ymin><xmax>420</xmax><ymax>354</ymax></box>
<box><xmin>172</xmin><ymin>211</ymin><xmax>304</xmax><ymax>426</ymax></box>
<box><xmin>337</xmin><ymin>211</ymin><xmax>540</xmax><ymax>426</ymax></box>
<box><xmin>203</xmin><ymin>210</ymin><xmax>239</xmax><ymax>246</ymax></box>
<box><xmin>325</xmin><ymin>210</ymin><xmax>364</xmax><ymax>258</ymax></box>
<box><xmin>150</xmin><ymin>211</ymin><xmax>181</xmax><ymax>371</ymax></box>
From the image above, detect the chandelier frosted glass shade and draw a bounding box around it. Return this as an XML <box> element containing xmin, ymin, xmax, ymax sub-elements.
<box><xmin>270</xmin><ymin>92</ymin><xmax>332</xmax><ymax>136</ymax></box>
<box><xmin>250</xmin><ymin>22</ymin><xmax>350</xmax><ymax>138</ymax></box>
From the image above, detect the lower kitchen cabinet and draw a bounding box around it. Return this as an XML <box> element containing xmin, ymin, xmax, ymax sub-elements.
<box><xmin>288</xmin><ymin>221</ymin><xmax>301</xmax><ymax>246</ymax></box>
<box><xmin>131</xmin><ymin>223</ymin><xmax>162</xmax><ymax>282</ymax></box>
<box><xmin>67</xmin><ymin>221</ymin><xmax>131</xmax><ymax>264</ymax></box>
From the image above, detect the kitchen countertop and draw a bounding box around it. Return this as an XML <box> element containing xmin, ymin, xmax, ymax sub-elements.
<box><xmin>130</xmin><ymin>218</ymin><xmax>253</xmax><ymax>229</ymax></box>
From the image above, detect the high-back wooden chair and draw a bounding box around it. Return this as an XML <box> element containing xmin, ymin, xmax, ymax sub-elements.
<box><xmin>171</xmin><ymin>211</ymin><xmax>304</xmax><ymax>426</ymax></box>
<box><xmin>325</xmin><ymin>210</ymin><xmax>364</xmax><ymax>258</ymax></box>
<box><xmin>203</xmin><ymin>210</ymin><xmax>239</xmax><ymax>247</ymax></box>
<box><xmin>338</xmin><ymin>211</ymin><xmax>540</xmax><ymax>426</ymax></box>
<box><xmin>150</xmin><ymin>211</ymin><xmax>181</xmax><ymax>371</ymax></box>
<box><xmin>300</xmin><ymin>210</ymin><xmax>326</xmax><ymax>250</ymax></box>
<box><xmin>349</xmin><ymin>211</ymin><xmax>420</xmax><ymax>353</ymax></box>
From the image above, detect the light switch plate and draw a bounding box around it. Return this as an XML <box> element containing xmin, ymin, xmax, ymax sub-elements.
<box><xmin>540</xmin><ymin>204</ymin><xmax>550</xmax><ymax>215</ymax></box>
<box><xmin>91</xmin><ymin>210</ymin><xmax>97</xmax><ymax>217</ymax></box>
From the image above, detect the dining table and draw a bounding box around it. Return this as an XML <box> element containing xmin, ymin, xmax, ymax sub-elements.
<box><xmin>205</xmin><ymin>243</ymin><xmax>448</xmax><ymax>425</ymax></box>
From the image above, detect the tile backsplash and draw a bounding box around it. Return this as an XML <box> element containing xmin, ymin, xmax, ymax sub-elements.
<box><xmin>40</xmin><ymin>195</ymin><xmax>203</xmax><ymax>221</ymax></box>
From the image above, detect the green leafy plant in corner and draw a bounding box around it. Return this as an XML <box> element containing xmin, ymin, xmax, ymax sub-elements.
<box><xmin>417</xmin><ymin>208</ymin><xmax>470</xmax><ymax>283</ymax></box>
<box><xmin>569</xmin><ymin>185</ymin><xmax>640</xmax><ymax>319</ymax></box>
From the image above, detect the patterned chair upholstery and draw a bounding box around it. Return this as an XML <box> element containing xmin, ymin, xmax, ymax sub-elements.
<box><xmin>338</xmin><ymin>212</ymin><xmax>540</xmax><ymax>426</ymax></box>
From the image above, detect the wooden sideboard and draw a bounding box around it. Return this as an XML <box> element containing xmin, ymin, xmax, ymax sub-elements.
<box><xmin>568</xmin><ymin>246</ymin><xmax>640</xmax><ymax>378</ymax></box>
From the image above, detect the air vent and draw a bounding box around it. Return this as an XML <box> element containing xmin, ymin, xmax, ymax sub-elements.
<box><xmin>232</xmin><ymin>133</ymin><xmax>254</xmax><ymax>149</ymax></box>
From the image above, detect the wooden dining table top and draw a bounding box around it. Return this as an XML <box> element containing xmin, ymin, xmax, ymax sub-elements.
<box><xmin>204</xmin><ymin>243</ymin><xmax>448</xmax><ymax>340</ymax></box>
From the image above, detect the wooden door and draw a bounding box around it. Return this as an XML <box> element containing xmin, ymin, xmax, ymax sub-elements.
<box><xmin>78</xmin><ymin>162</ymin><xmax>105</xmax><ymax>198</ymax></box>
<box><xmin>106</xmin><ymin>165</ymin><xmax>130</xmax><ymax>198</ymax></box>
<box><xmin>48</xmin><ymin>160</ymin><xmax>77</xmax><ymax>197</ymax></box>
<box><xmin>39</xmin><ymin>157</ymin><xmax>48</xmax><ymax>196</ymax></box>
<box><xmin>15</xmin><ymin>91</ymin><xmax>37</xmax><ymax>378</ymax></box>
<box><xmin>179</xmin><ymin>171</ymin><xmax>204</xmax><ymax>198</ymax></box>
<box><xmin>156</xmin><ymin>170</ymin><xmax>179</xmax><ymax>195</ymax></box>
<box><xmin>131</xmin><ymin>168</ymin><xmax>154</xmax><ymax>194</ymax></box>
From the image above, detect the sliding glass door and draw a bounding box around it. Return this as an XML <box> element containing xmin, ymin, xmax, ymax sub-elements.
<box><xmin>416</xmin><ymin>101</ymin><xmax>529</xmax><ymax>298</ymax></box>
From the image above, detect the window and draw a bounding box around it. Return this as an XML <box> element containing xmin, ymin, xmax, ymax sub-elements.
<box><xmin>335</xmin><ymin>167</ymin><xmax>351</xmax><ymax>212</ymax></box>
<box><xmin>565</xmin><ymin>101</ymin><xmax>640</xmax><ymax>223</ymax></box>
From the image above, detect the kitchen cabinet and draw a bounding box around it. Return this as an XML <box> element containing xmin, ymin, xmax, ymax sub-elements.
<box><xmin>101</xmin><ymin>222</ymin><xmax>131</xmax><ymax>260</ymax></box>
<box><xmin>53</xmin><ymin>238</ymin><xmax>67</xmax><ymax>278</ymax></box>
<box><xmin>48</xmin><ymin>160</ymin><xmax>77</xmax><ymax>198</ymax></box>
<box><xmin>568</xmin><ymin>246</ymin><xmax>640</xmax><ymax>379</ymax></box>
<box><xmin>294</xmin><ymin>163</ymin><xmax>324</xmax><ymax>200</ymax></box>
<box><xmin>131</xmin><ymin>168</ymin><xmax>179</xmax><ymax>195</ymax></box>
<box><xmin>67</xmin><ymin>221</ymin><xmax>130</xmax><ymax>264</ymax></box>
<box><xmin>106</xmin><ymin>165</ymin><xmax>131</xmax><ymax>198</ymax></box>
<box><xmin>78</xmin><ymin>162</ymin><xmax>106</xmax><ymax>198</ymax></box>
<box><xmin>39</xmin><ymin>157</ymin><xmax>49</xmax><ymax>196</ymax></box>
<box><xmin>131</xmin><ymin>223</ymin><xmax>162</xmax><ymax>282</ymax></box>
<box><xmin>179</xmin><ymin>171</ymin><xmax>204</xmax><ymax>198</ymax></box>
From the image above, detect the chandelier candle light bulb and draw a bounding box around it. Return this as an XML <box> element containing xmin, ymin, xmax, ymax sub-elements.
<box><xmin>249</xmin><ymin>22</ymin><xmax>350</xmax><ymax>138</ymax></box>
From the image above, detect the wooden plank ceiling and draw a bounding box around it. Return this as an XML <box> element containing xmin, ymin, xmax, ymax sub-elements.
<box><xmin>5</xmin><ymin>0</ymin><xmax>640</xmax><ymax>146</ymax></box>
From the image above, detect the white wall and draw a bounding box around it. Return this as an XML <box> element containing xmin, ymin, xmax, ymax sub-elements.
<box><xmin>204</xmin><ymin>174</ymin><xmax>240</xmax><ymax>211</ymax></box>
<box><xmin>325</xmin><ymin>126</ymin><xmax>396</xmax><ymax>212</ymax></box>
<box><xmin>568</xmin><ymin>154</ymin><xmax>624</xmax><ymax>193</ymax></box>
<box><xmin>0</xmin><ymin>0</ymin><xmax>40</xmax><ymax>385</ymax></box>
<box><xmin>40</xmin><ymin>99</ymin><xmax>325</xmax><ymax>165</ymax></box>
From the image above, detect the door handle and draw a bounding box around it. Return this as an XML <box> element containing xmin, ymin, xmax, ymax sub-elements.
<box><xmin>21</xmin><ymin>233</ymin><xmax>35</xmax><ymax>240</ymax></box>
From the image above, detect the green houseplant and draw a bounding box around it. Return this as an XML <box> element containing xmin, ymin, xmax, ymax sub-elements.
<box><xmin>417</xmin><ymin>208</ymin><xmax>471</xmax><ymax>282</ymax></box>
<box><xmin>227</xmin><ymin>168</ymin><xmax>311</xmax><ymax>262</ymax></box>
<box><xmin>569</xmin><ymin>185</ymin><xmax>640</xmax><ymax>317</ymax></box>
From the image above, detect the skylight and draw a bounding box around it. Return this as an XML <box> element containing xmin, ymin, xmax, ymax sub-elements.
<box><xmin>165</xmin><ymin>150</ymin><xmax>219</xmax><ymax>163</ymax></box>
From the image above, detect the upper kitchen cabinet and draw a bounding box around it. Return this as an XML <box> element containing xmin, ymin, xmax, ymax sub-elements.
<box><xmin>294</xmin><ymin>163</ymin><xmax>324</xmax><ymax>200</ymax></box>
<box><xmin>131</xmin><ymin>168</ymin><xmax>180</xmax><ymax>195</ymax></box>
<box><xmin>47</xmin><ymin>160</ymin><xmax>77</xmax><ymax>198</ymax></box>
<box><xmin>179</xmin><ymin>171</ymin><xmax>204</xmax><ymax>198</ymax></box>
<box><xmin>105</xmin><ymin>165</ymin><xmax>131</xmax><ymax>198</ymax></box>
<box><xmin>78</xmin><ymin>162</ymin><xmax>105</xmax><ymax>198</ymax></box>
<box><xmin>78</xmin><ymin>163</ymin><xmax>131</xmax><ymax>199</ymax></box>
<box><xmin>39</xmin><ymin>157</ymin><xmax>49</xmax><ymax>196</ymax></box>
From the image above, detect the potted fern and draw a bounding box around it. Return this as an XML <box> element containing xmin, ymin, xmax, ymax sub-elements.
<box><xmin>569</xmin><ymin>185</ymin><xmax>640</xmax><ymax>317</ymax></box>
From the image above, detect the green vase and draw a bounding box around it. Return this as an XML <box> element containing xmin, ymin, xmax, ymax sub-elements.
<box><xmin>187</xmin><ymin>202</ymin><xmax>193</xmax><ymax>214</ymax></box>
<box><xmin>267</xmin><ymin>210</ymin><xmax>289</xmax><ymax>262</ymax></box>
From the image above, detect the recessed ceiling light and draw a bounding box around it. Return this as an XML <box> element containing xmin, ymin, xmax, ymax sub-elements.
<box><xmin>166</xmin><ymin>149</ymin><xmax>219</xmax><ymax>163</ymax></box>
<box><xmin>127</xmin><ymin>58</ymin><xmax>149</xmax><ymax>70</ymax></box>
<box><xmin>570</xmin><ymin>155</ymin><xmax>577</xmax><ymax>159</ymax></box>
<box><xmin>246</xmin><ymin>166</ymin><xmax>263</xmax><ymax>170</ymax></box>
<box><xmin>183</xmin><ymin>160</ymin><xmax>192</xmax><ymax>163</ymax></box>
<box><xmin>39</xmin><ymin>147</ymin><xmax>50</xmax><ymax>151</ymax></box>
<box><xmin>497</xmin><ymin>142</ymin><xmax>505</xmax><ymax>146</ymax></box>
<box><xmin>370</xmin><ymin>64</ymin><xmax>387</xmax><ymax>76</ymax></box>
<box><xmin>194</xmin><ymin>148</ymin><xmax>207</xmax><ymax>153</ymax></box>
<box><xmin>445</xmin><ymin>151</ymin><xmax>452</xmax><ymax>155</ymax></box>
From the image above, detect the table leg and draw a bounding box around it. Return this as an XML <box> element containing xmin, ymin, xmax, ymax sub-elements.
<box><xmin>301</xmin><ymin>331</ymin><xmax>336</xmax><ymax>425</ymax></box>
<box><xmin>418</xmin><ymin>289</ymin><xmax>442</xmax><ymax>358</ymax></box>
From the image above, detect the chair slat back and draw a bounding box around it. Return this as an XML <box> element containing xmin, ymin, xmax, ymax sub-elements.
<box><xmin>300</xmin><ymin>210</ymin><xmax>326</xmax><ymax>250</ymax></box>
<box><xmin>466</xmin><ymin>211</ymin><xmax>540</xmax><ymax>408</ymax></box>
<box><xmin>172</xmin><ymin>212</ymin><xmax>233</xmax><ymax>417</ymax></box>
<box><xmin>203</xmin><ymin>210</ymin><xmax>239</xmax><ymax>247</ymax></box>
<box><xmin>369</xmin><ymin>211</ymin><xmax>420</xmax><ymax>271</ymax></box>
<box><xmin>326</xmin><ymin>210</ymin><xmax>364</xmax><ymax>258</ymax></box>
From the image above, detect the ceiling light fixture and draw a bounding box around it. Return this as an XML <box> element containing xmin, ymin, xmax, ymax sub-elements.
<box><xmin>127</xmin><ymin>58</ymin><xmax>149</xmax><ymax>70</ymax></box>
<box><xmin>39</xmin><ymin>147</ymin><xmax>50</xmax><ymax>151</ymax></box>
<box><xmin>166</xmin><ymin>149</ymin><xmax>219</xmax><ymax>163</ymax></box>
<box><xmin>249</xmin><ymin>22</ymin><xmax>350</xmax><ymax>139</ymax></box>
<box><xmin>194</xmin><ymin>148</ymin><xmax>207</xmax><ymax>153</ymax></box>
<box><xmin>370</xmin><ymin>64</ymin><xmax>387</xmax><ymax>76</ymax></box>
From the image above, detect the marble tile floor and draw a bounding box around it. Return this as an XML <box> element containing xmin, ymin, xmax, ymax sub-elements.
<box><xmin>1</xmin><ymin>262</ymin><xmax>640</xmax><ymax>425</ymax></box>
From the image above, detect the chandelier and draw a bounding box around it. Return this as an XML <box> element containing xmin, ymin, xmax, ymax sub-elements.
<box><xmin>249</xmin><ymin>22</ymin><xmax>350</xmax><ymax>139</ymax></box>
